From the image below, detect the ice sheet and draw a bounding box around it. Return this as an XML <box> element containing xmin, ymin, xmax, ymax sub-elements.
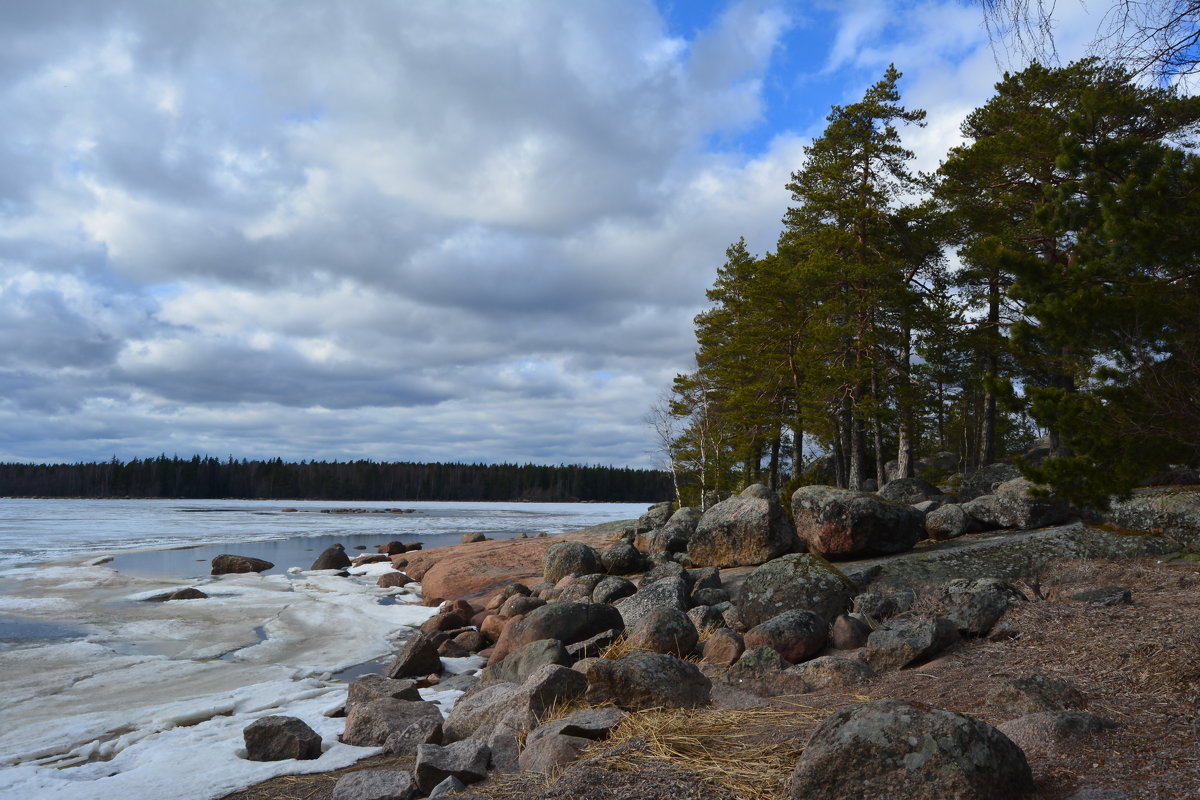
<box><xmin>0</xmin><ymin>561</ymin><xmax>444</xmax><ymax>800</ymax></box>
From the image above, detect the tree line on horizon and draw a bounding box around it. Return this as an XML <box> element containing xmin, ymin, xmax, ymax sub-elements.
<box><xmin>0</xmin><ymin>456</ymin><xmax>673</xmax><ymax>503</ymax></box>
<box><xmin>655</xmin><ymin>58</ymin><xmax>1200</xmax><ymax>510</ymax></box>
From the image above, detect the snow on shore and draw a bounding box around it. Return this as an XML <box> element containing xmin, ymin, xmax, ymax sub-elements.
<box><xmin>0</xmin><ymin>562</ymin><xmax>442</xmax><ymax>800</ymax></box>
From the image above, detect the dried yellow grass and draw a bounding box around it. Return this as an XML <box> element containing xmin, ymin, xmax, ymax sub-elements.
<box><xmin>596</xmin><ymin>705</ymin><xmax>825</xmax><ymax>800</ymax></box>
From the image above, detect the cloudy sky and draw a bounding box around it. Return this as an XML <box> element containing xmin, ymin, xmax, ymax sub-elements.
<box><xmin>0</xmin><ymin>0</ymin><xmax>1104</xmax><ymax>467</ymax></box>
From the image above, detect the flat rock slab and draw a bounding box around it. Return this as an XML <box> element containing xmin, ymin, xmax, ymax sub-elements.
<box><xmin>331</xmin><ymin>768</ymin><xmax>419</xmax><ymax>800</ymax></box>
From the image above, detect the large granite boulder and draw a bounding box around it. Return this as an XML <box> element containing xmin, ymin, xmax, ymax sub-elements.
<box><xmin>341</xmin><ymin>698</ymin><xmax>444</xmax><ymax>748</ymax></box>
<box><xmin>877</xmin><ymin>477</ymin><xmax>942</xmax><ymax>505</ymax></box>
<box><xmin>243</xmin><ymin>715</ymin><xmax>322</xmax><ymax>761</ymax></box>
<box><xmin>925</xmin><ymin>503</ymin><xmax>974</xmax><ymax>540</ymax></box>
<box><xmin>346</xmin><ymin>674</ymin><xmax>422</xmax><ymax>706</ymax></box>
<box><xmin>414</xmin><ymin>740</ymin><xmax>490</xmax><ymax>793</ymax></box>
<box><xmin>742</xmin><ymin>609</ymin><xmax>827</xmax><ymax>664</ymax></box>
<box><xmin>864</xmin><ymin>617</ymin><xmax>960</xmax><ymax>672</ymax></box>
<box><xmin>1106</xmin><ymin>487</ymin><xmax>1200</xmax><ymax>548</ymax></box>
<box><xmin>442</xmin><ymin>664</ymin><xmax>588</xmax><ymax>769</ymax></box>
<box><xmin>736</xmin><ymin>553</ymin><xmax>854</xmax><ymax>628</ymax></box>
<box><xmin>543</xmin><ymin>542</ymin><xmax>602</xmax><ymax>584</ymax></box>
<box><xmin>944</xmin><ymin>578</ymin><xmax>1014</xmax><ymax>636</ymax></box>
<box><xmin>385</xmin><ymin>632</ymin><xmax>442</xmax><ymax>679</ymax></box>
<box><xmin>614</xmin><ymin>576</ymin><xmax>689</xmax><ymax>630</ymax></box>
<box><xmin>592</xmin><ymin>576</ymin><xmax>637</xmax><ymax>605</ymax></box>
<box><xmin>687</xmin><ymin>484</ymin><xmax>796</xmax><ymax>567</ymax></box>
<box><xmin>792</xmin><ymin>486</ymin><xmax>924</xmax><ymax>558</ymax></box>
<box><xmin>481</xmin><ymin>638</ymin><xmax>571</xmax><ymax>685</ymax></box>
<box><xmin>720</xmin><ymin>647</ymin><xmax>810</xmax><ymax>697</ymax></box>
<box><xmin>638</xmin><ymin>502</ymin><xmax>675</xmax><ymax>532</ymax></box>
<box><xmin>599</xmin><ymin>542</ymin><xmax>644</xmax><ymax>575</ymax></box>
<box><xmin>626</xmin><ymin>607</ymin><xmax>699</xmax><ymax>658</ymax></box>
<box><xmin>789</xmin><ymin>655</ymin><xmax>875</xmax><ymax>690</ymax></box>
<box><xmin>311</xmin><ymin>543</ymin><xmax>352</xmax><ymax>571</ymax></box>
<box><xmin>957</xmin><ymin>463</ymin><xmax>1021</xmax><ymax>501</ymax></box>
<box><xmin>789</xmin><ymin>699</ymin><xmax>1033</xmax><ymax>799</ymax></box>
<box><xmin>637</xmin><ymin>507</ymin><xmax>702</xmax><ymax>554</ymax></box>
<box><xmin>966</xmin><ymin>478</ymin><xmax>1073</xmax><ymax>530</ymax></box>
<box><xmin>581</xmin><ymin>652</ymin><xmax>711</xmax><ymax>710</ymax></box>
<box><xmin>490</xmin><ymin>601</ymin><xmax>623</xmax><ymax>663</ymax></box>
<box><xmin>211</xmin><ymin>554</ymin><xmax>273</xmax><ymax>575</ymax></box>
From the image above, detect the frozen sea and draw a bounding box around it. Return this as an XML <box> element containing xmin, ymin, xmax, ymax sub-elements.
<box><xmin>0</xmin><ymin>498</ymin><xmax>646</xmax><ymax>800</ymax></box>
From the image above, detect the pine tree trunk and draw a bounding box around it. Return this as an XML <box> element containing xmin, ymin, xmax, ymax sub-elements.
<box><xmin>791</xmin><ymin>418</ymin><xmax>804</xmax><ymax>479</ymax></box>
<box><xmin>896</xmin><ymin>326</ymin><xmax>914</xmax><ymax>480</ymax></box>
<box><xmin>768</xmin><ymin>433</ymin><xmax>781</xmax><ymax>490</ymax></box>
<box><xmin>871</xmin><ymin>371</ymin><xmax>885</xmax><ymax>487</ymax></box>
<box><xmin>978</xmin><ymin>276</ymin><xmax>1001</xmax><ymax>466</ymax></box>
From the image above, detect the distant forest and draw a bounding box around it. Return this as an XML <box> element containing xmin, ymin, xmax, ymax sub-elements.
<box><xmin>0</xmin><ymin>456</ymin><xmax>673</xmax><ymax>502</ymax></box>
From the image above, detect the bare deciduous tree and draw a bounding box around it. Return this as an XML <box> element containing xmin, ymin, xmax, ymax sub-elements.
<box><xmin>982</xmin><ymin>1</ymin><xmax>1200</xmax><ymax>81</ymax></box>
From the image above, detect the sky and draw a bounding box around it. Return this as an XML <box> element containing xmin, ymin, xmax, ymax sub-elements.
<box><xmin>0</xmin><ymin>0</ymin><xmax>1106</xmax><ymax>467</ymax></box>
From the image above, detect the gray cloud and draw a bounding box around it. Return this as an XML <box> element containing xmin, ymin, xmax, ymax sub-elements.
<box><xmin>0</xmin><ymin>0</ymin><xmax>1025</xmax><ymax>466</ymax></box>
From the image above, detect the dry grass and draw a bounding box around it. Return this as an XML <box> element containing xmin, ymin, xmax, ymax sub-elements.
<box><xmin>595</xmin><ymin>706</ymin><xmax>826</xmax><ymax>800</ymax></box>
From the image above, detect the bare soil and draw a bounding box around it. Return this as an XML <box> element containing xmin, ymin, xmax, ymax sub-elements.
<box><xmin>221</xmin><ymin>555</ymin><xmax>1200</xmax><ymax>800</ymax></box>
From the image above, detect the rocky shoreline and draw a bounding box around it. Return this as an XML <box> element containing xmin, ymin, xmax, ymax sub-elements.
<box><xmin>221</xmin><ymin>481</ymin><xmax>1200</xmax><ymax>800</ymax></box>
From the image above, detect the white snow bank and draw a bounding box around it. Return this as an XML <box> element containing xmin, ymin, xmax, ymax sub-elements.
<box><xmin>0</xmin><ymin>561</ymin><xmax>448</xmax><ymax>800</ymax></box>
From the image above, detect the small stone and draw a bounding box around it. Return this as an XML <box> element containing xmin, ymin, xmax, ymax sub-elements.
<box><xmin>461</xmin><ymin>532</ymin><xmax>487</xmax><ymax>543</ymax></box>
<box><xmin>701</xmin><ymin>628</ymin><xmax>744</xmax><ymax>667</ymax></box>
<box><xmin>167</xmin><ymin>587</ymin><xmax>208</xmax><ymax>600</ymax></box>
<box><xmin>1069</xmin><ymin>585</ymin><xmax>1133</xmax><ymax>607</ymax></box>
<box><xmin>377</xmin><ymin>572</ymin><xmax>414</xmax><ymax>589</ymax></box>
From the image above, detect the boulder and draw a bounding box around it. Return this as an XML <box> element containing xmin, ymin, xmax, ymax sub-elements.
<box><xmin>789</xmin><ymin>699</ymin><xmax>1033</xmax><ymax>799</ymax></box>
<box><xmin>414</xmin><ymin>740</ymin><xmax>490</xmax><ymax>793</ymax></box>
<box><xmin>420</xmin><ymin>611</ymin><xmax>467</xmax><ymax>636</ymax></box>
<box><xmin>924</xmin><ymin>503</ymin><xmax>974</xmax><ymax>541</ymax></box>
<box><xmin>792</xmin><ymin>486</ymin><xmax>924</xmax><ymax>558</ymax></box>
<box><xmin>1106</xmin><ymin>487</ymin><xmax>1200</xmax><ymax>548</ymax></box>
<box><xmin>353</xmin><ymin>554</ymin><xmax>390</xmax><ymax>566</ymax></box>
<box><xmin>639</xmin><ymin>560</ymin><xmax>687</xmax><ymax>586</ymax></box>
<box><xmin>520</xmin><ymin>707</ymin><xmax>627</xmax><ymax>774</ymax></box>
<box><xmin>637</xmin><ymin>506</ymin><xmax>702</xmax><ymax>554</ymax></box>
<box><xmin>500</xmin><ymin>594</ymin><xmax>546</xmax><ymax>618</ymax></box>
<box><xmin>242</xmin><ymin>715</ymin><xmax>322</xmax><ymax>761</ymax></box>
<box><xmin>688</xmin><ymin>484</ymin><xmax>796</xmax><ymax>567</ymax></box>
<box><xmin>737</xmin><ymin>553</ymin><xmax>854</xmax><ymax>628</ymax></box>
<box><xmin>877</xmin><ymin>477</ymin><xmax>942</xmax><ymax>505</ymax></box>
<box><xmin>377</xmin><ymin>572</ymin><xmax>414</xmax><ymax>589</ymax></box>
<box><xmin>347</xmin><ymin>674</ymin><xmax>422</xmax><ymax>706</ymax></box>
<box><xmin>331</xmin><ymin>769</ymin><xmax>418</xmax><ymax>800</ymax></box>
<box><xmin>427</xmin><ymin>776</ymin><xmax>466</xmax><ymax>798</ymax></box>
<box><xmin>957</xmin><ymin>463</ymin><xmax>1021</xmax><ymax>501</ymax></box>
<box><xmin>592</xmin><ymin>576</ymin><xmax>637</xmax><ymax>605</ymax></box>
<box><xmin>490</xmin><ymin>602</ymin><xmax>623</xmax><ymax>664</ymax></box>
<box><xmin>386</xmin><ymin>632</ymin><xmax>442</xmax><ymax>679</ymax></box>
<box><xmin>557</xmin><ymin>573</ymin><xmax>608</xmax><ymax>604</ymax></box>
<box><xmin>690</xmin><ymin>587</ymin><xmax>730</xmax><ymax>606</ymax></box>
<box><xmin>543</xmin><ymin>541</ymin><xmax>602</xmax><ymax>584</ymax></box>
<box><xmin>864</xmin><ymin>617</ymin><xmax>960</xmax><ymax>672</ymax></box>
<box><xmin>830</xmin><ymin>614</ymin><xmax>871</xmax><ymax>650</ymax></box>
<box><xmin>311</xmin><ymin>544</ymin><xmax>352</xmax><ymax>571</ymax></box>
<box><xmin>341</xmin><ymin>699</ymin><xmax>443</xmax><ymax>748</ymax></box>
<box><xmin>944</xmin><ymin>578</ymin><xmax>1014</xmax><ymax>636</ymax></box>
<box><xmin>686</xmin><ymin>604</ymin><xmax>727</xmax><ymax>631</ymax></box>
<box><xmin>988</xmin><ymin>478</ymin><xmax>1074</xmax><ymax>530</ymax></box>
<box><xmin>211</xmin><ymin>554</ymin><xmax>273</xmax><ymax>575</ymax></box>
<box><xmin>518</xmin><ymin>732</ymin><xmax>591</xmax><ymax>774</ymax></box>
<box><xmin>701</xmin><ymin>628</ymin><xmax>744</xmax><ymax>667</ymax></box>
<box><xmin>996</xmin><ymin>711</ymin><xmax>1118</xmax><ymax>758</ymax></box>
<box><xmin>443</xmin><ymin>664</ymin><xmax>588</xmax><ymax>744</ymax></box>
<box><xmin>382</xmin><ymin>715</ymin><xmax>445</xmax><ymax>756</ymax></box>
<box><xmin>721</xmin><ymin>647</ymin><xmax>810</xmax><ymax>697</ymax></box>
<box><xmin>600</xmin><ymin>542</ymin><xmax>643</xmax><ymax>575</ymax></box>
<box><xmin>378</xmin><ymin>541</ymin><xmax>408</xmax><ymax>555</ymax></box>
<box><xmin>789</xmin><ymin>655</ymin><xmax>875</xmax><ymax>690</ymax></box>
<box><xmin>987</xmin><ymin>673</ymin><xmax>1087</xmax><ymax>714</ymax></box>
<box><xmin>581</xmin><ymin>652</ymin><xmax>712</xmax><ymax>709</ymax></box>
<box><xmin>742</xmin><ymin>610</ymin><xmax>827</xmax><ymax>664</ymax></box>
<box><xmin>461</xmin><ymin>532</ymin><xmax>487</xmax><ymax>544</ymax></box>
<box><xmin>614</xmin><ymin>576</ymin><xmax>689</xmax><ymax>630</ymax></box>
<box><xmin>626</xmin><ymin>607</ymin><xmax>699</xmax><ymax>658</ymax></box>
<box><xmin>638</xmin><ymin>502</ymin><xmax>674</xmax><ymax>531</ymax></box>
<box><xmin>167</xmin><ymin>588</ymin><xmax>208</xmax><ymax>600</ymax></box>
<box><xmin>481</xmin><ymin>639</ymin><xmax>571</xmax><ymax>685</ymax></box>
